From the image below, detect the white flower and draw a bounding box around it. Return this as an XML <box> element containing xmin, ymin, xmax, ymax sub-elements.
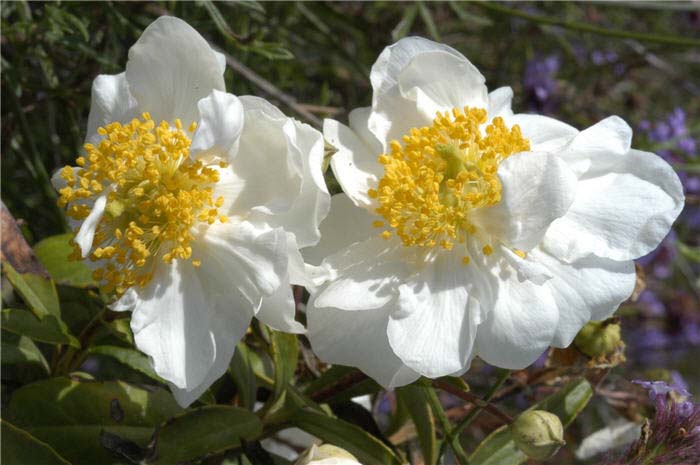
<box><xmin>306</xmin><ymin>37</ymin><xmax>684</xmax><ymax>387</ymax></box>
<box><xmin>53</xmin><ymin>16</ymin><xmax>329</xmax><ymax>406</ymax></box>
<box><xmin>296</xmin><ymin>444</ymin><xmax>362</xmax><ymax>465</ymax></box>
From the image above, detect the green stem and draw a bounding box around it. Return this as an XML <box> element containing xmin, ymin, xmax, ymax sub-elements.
<box><xmin>425</xmin><ymin>386</ymin><xmax>471</xmax><ymax>465</ymax></box>
<box><xmin>476</xmin><ymin>3</ymin><xmax>700</xmax><ymax>47</ymax></box>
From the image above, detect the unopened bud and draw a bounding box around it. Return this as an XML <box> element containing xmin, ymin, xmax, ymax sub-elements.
<box><xmin>574</xmin><ymin>320</ymin><xmax>622</xmax><ymax>358</ymax></box>
<box><xmin>511</xmin><ymin>410</ymin><xmax>565</xmax><ymax>460</ymax></box>
<box><xmin>296</xmin><ymin>444</ymin><xmax>361</xmax><ymax>465</ymax></box>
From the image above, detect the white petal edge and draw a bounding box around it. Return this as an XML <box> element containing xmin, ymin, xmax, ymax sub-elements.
<box><xmin>190</xmin><ymin>90</ymin><xmax>244</xmax><ymax>162</ymax></box>
<box><xmin>75</xmin><ymin>191</ymin><xmax>108</xmax><ymax>258</ymax></box>
<box><xmin>257</xmin><ymin>279</ymin><xmax>305</xmax><ymax>334</ymax></box>
<box><xmin>558</xmin><ymin>116</ymin><xmax>632</xmax><ymax>177</ymax></box>
<box><xmin>85</xmin><ymin>73</ymin><xmax>137</xmax><ymax>144</ymax></box>
<box><xmin>505</xmin><ymin>113</ymin><xmax>578</xmax><ymax>153</ymax></box>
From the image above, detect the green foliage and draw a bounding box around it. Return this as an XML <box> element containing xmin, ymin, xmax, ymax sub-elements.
<box><xmin>2</xmin><ymin>262</ymin><xmax>60</xmax><ymax>319</ymax></box>
<box><xmin>396</xmin><ymin>385</ymin><xmax>437</xmax><ymax>465</ymax></box>
<box><xmin>33</xmin><ymin>234</ymin><xmax>96</xmax><ymax>288</ymax></box>
<box><xmin>1</xmin><ymin>420</ymin><xmax>72</xmax><ymax>465</ymax></box>
<box><xmin>2</xmin><ymin>308</ymin><xmax>79</xmax><ymax>347</ymax></box>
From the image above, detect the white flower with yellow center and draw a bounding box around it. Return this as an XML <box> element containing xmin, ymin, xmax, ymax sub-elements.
<box><xmin>53</xmin><ymin>16</ymin><xmax>329</xmax><ymax>406</ymax></box>
<box><xmin>306</xmin><ymin>37</ymin><xmax>684</xmax><ymax>387</ymax></box>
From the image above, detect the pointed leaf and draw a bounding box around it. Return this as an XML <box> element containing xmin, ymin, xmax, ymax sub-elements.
<box><xmin>397</xmin><ymin>385</ymin><xmax>437</xmax><ymax>465</ymax></box>
<box><xmin>230</xmin><ymin>342</ymin><xmax>256</xmax><ymax>410</ymax></box>
<box><xmin>1</xmin><ymin>420</ymin><xmax>73</xmax><ymax>465</ymax></box>
<box><xmin>271</xmin><ymin>330</ymin><xmax>298</xmax><ymax>400</ymax></box>
<box><xmin>88</xmin><ymin>345</ymin><xmax>160</xmax><ymax>381</ymax></box>
<box><xmin>3</xmin><ymin>261</ymin><xmax>60</xmax><ymax>318</ymax></box>
<box><xmin>2</xmin><ymin>308</ymin><xmax>79</xmax><ymax>347</ymax></box>
<box><xmin>33</xmin><ymin>234</ymin><xmax>96</xmax><ymax>288</ymax></box>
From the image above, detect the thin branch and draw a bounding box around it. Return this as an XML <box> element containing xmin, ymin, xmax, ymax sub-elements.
<box><xmin>433</xmin><ymin>379</ymin><xmax>513</xmax><ymax>425</ymax></box>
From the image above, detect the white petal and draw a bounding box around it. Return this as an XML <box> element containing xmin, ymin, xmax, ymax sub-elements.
<box><xmin>126</xmin><ymin>16</ymin><xmax>225</xmax><ymax>124</ymax></box>
<box><xmin>302</xmin><ymin>193</ymin><xmax>377</xmax><ymax>267</ymax></box>
<box><xmin>257</xmin><ymin>279</ymin><xmax>305</xmax><ymax>334</ymax></box>
<box><xmin>325</xmin><ymin>113</ymin><xmax>383</xmax><ymax>209</ymax></box>
<box><xmin>75</xmin><ymin>191</ymin><xmax>108</xmax><ymax>258</ymax></box>
<box><xmin>131</xmin><ymin>260</ymin><xmax>215</xmax><ymax>390</ymax></box>
<box><xmin>475</xmin><ymin>271</ymin><xmax>559</xmax><ymax>369</ymax></box>
<box><xmin>196</xmin><ymin>221</ymin><xmax>288</xmax><ymax>304</ymax></box>
<box><xmin>527</xmin><ymin>248</ymin><xmax>635</xmax><ymax>347</ymax></box>
<box><xmin>472</xmin><ymin>152</ymin><xmax>577</xmax><ymax>251</ymax></box>
<box><xmin>257</xmin><ymin>119</ymin><xmax>330</xmax><ymax>248</ymax></box>
<box><xmin>506</xmin><ymin>113</ymin><xmax>577</xmax><ymax>153</ymax></box>
<box><xmin>558</xmin><ymin>116</ymin><xmax>632</xmax><ymax>176</ymax></box>
<box><xmin>109</xmin><ymin>288</ymin><xmax>138</xmax><ymax>312</ymax></box>
<box><xmin>543</xmin><ymin>149</ymin><xmax>684</xmax><ymax>262</ymax></box>
<box><xmin>219</xmin><ymin>96</ymin><xmax>303</xmax><ymax>215</ymax></box>
<box><xmin>307</xmin><ymin>298</ymin><xmax>420</xmax><ymax>389</ymax></box>
<box><xmin>487</xmin><ymin>86</ymin><xmax>514</xmax><ymax>119</ymax></box>
<box><xmin>85</xmin><ymin>73</ymin><xmax>137</xmax><ymax>143</ymax></box>
<box><xmin>387</xmin><ymin>252</ymin><xmax>483</xmax><ymax>378</ymax></box>
<box><xmin>190</xmin><ymin>90</ymin><xmax>244</xmax><ymax>162</ymax></box>
<box><xmin>398</xmin><ymin>50</ymin><xmax>488</xmax><ymax>122</ymax></box>
<box><xmin>369</xmin><ymin>37</ymin><xmax>487</xmax><ymax>149</ymax></box>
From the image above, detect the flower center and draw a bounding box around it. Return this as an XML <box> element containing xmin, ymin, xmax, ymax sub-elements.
<box><xmin>57</xmin><ymin>113</ymin><xmax>228</xmax><ymax>295</ymax></box>
<box><xmin>368</xmin><ymin>107</ymin><xmax>529</xmax><ymax>260</ymax></box>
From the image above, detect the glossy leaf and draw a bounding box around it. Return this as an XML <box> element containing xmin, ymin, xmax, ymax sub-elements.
<box><xmin>88</xmin><ymin>345</ymin><xmax>160</xmax><ymax>382</ymax></box>
<box><xmin>3</xmin><ymin>261</ymin><xmax>60</xmax><ymax>319</ymax></box>
<box><xmin>1</xmin><ymin>333</ymin><xmax>50</xmax><ymax>373</ymax></box>
<box><xmin>230</xmin><ymin>342</ymin><xmax>256</xmax><ymax>410</ymax></box>
<box><xmin>1</xmin><ymin>420</ymin><xmax>73</xmax><ymax>465</ymax></box>
<box><xmin>33</xmin><ymin>233</ymin><xmax>96</xmax><ymax>288</ymax></box>
<box><xmin>6</xmin><ymin>377</ymin><xmax>182</xmax><ymax>465</ymax></box>
<box><xmin>397</xmin><ymin>385</ymin><xmax>437</xmax><ymax>465</ymax></box>
<box><xmin>2</xmin><ymin>308</ymin><xmax>79</xmax><ymax>347</ymax></box>
<box><xmin>148</xmin><ymin>405</ymin><xmax>263</xmax><ymax>464</ymax></box>
<box><xmin>271</xmin><ymin>330</ymin><xmax>298</xmax><ymax>400</ymax></box>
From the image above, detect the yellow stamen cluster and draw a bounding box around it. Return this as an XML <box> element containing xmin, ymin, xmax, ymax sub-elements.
<box><xmin>369</xmin><ymin>107</ymin><xmax>530</xmax><ymax>259</ymax></box>
<box><xmin>57</xmin><ymin>113</ymin><xmax>228</xmax><ymax>295</ymax></box>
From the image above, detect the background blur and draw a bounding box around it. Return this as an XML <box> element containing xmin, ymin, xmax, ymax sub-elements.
<box><xmin>2</xmin><ymin>2</ymin><xmax>699</xmax><ymax>462</ymax></box>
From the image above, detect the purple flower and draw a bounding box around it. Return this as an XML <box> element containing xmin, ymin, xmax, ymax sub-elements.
<box><xmin>632</xmin><ymin>379</ymin><xmax>691</xmax><ymax>402</ymax></box>
<box><xmin>523</xmin><ymin>54</ymin><xmax>560</xmax><ymax>112</ymax></box>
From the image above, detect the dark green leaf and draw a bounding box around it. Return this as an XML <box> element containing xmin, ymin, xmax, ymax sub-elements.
<box><xmin>88</xmin><ymin>345</ymin><xmax>160</xmax><ymax>382</ymax></box>
<box><xmin>397</xmin><ymin>385</ymin><xmax>437</xmax><ymax>465</ymax></box>
<box><xmin>2</xmin><ymin>308</ymin><xmax>79</xmax><ymax>347</ymax></box>
<box><xmin>230</xmin><ymin>342</ymin><xmax>256</xmax><ymax>410</ymax></box>
<box><xmin>1</xmin><ymin>420</ymin><xmax>73</xmax><ymax>465</ymax></box>
<box><xmin>271</xmin><ymin>330</ymin><xmax>298</xmax><ymax>400</ymax></box>
<box><xmin>248</xmin><ymin>41</ymin><xmax>295</xmax><ymax>60</ymax></box>
<box><xmin>148</xmin><ymin>405</ymin><xmax>263</xmax><ymax>464</ymax></box>
<box><xmin>1</xmin><ymin>333</ymin><xmax>50</xmax><ymax>373</ymax></box>
<box><xmin>291</xmin><ymin>408</ymin><xmax>403</xmax><ymax>465</ymax></box>
<box><xmin>3</xmin><ymin>261</ymin><xmax>60</xmax><ymax>319</ymax></box>
<box><xmin>6</xmin><ymin>377</ymin><xmax>182</xmax><ymax>465</ymax></box>
<box><xmin>391</xmin><ymin>4</ymin><xmax>418</xmax><ymax>41</ymax></box>
<box><xmin>33</xmin><ymin>234</ymin><xmax>96</xmax><ymax>288</ymax></box>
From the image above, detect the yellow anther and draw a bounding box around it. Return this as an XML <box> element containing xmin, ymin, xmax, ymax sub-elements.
<box><xmin>462</xmin><ymin>256</ymin><xmax>471</xmax><ymax>265</ymax></box>
<box><xmin>482</xmin><ymin>245</ymin><xmax>494</xmax><ymax>256</ymax></box>
<box><xmin>189</xmin><ymin>122</ymin><xmax>198</xmax><ymax>132</ymax></box>
<box><xmin>381</xmin><ymin>230</ymin><xmax>392</xmax><ymax>240</ymax></box>
<box><xmin>514</xmin><ymin>249</ymin><xmax>526</xmax><ymax>259</ymax></box>
<box><xmin>192</xmin><ymin>259</ymin><xmax>201</xmax><ymax>268</ymax></box>
<box><xmin>372</xmin><ymin>220</ymin><xmax>384</xmax><ymax>228</ymax></box>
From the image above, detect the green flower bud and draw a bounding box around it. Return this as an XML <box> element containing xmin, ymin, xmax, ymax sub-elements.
<box><xmin>296</xmin><ymin>444</ymin><xmax>360</xmax><ymax>465</ymax></box>
<box><xmin>511</xmin><ymin>410</ymin><xmax>565</xmax><ymax>460</ymax></box>
<box><xmin>574</xmin><ymin>320</ymin><xmax>622</xmax><ymax>358</ymax></box>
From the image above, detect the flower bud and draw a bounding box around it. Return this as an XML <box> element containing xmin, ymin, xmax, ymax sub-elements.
<box><xmin>296</xmin><ymin>444</ymin><xmax>361</xmax><ymax>465</ymax></box>
<box><xmin>574</xmin><ymin>320</ymin><xmax>622</xmax><ymax>358</ymax></box>
<box><xmin>511</xmin><ymin>410</ymin><xmax>565</xmax><ymax>460</ymax></box>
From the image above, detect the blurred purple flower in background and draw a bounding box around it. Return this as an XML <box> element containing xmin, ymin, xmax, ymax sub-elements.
<box><xmin>523</xmin><ymin>54</ymin><xmax>560</xmax><ymax>113</ymax></box>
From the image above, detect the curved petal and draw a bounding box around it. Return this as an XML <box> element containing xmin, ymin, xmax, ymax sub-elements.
<box><xmin>325</xmin><ymin>114</ymin><xmax>383</xmax><ymax>209</ymax></box>
<box><xmin>75</xmin><ymin>191</ymin><xmax>108</xmax><ymax>257</ymax></box>
<box><xmin>487</xmin><ymin>86</ymin><xmax>514</xmax><ymax>119</ymax></box>
<box><xmin>558</xmin><ymin>116</ymin><xmax>632</xmax><ymax>177</ymax></box>
<box><xmin>302</xmin><ymin>193</ymin><xmax>378</xmax><ymax>267</ymax></box>
<box><xmin>307</xmin><ymin>298</ymin><xmax>420</xmax><ymax>389</ymax></box>
<box><xmin>109</xmin><ymin>288</ymin><xmax>138</xmax><ymax>312</ymax></box>
<box><xmin>369</xmin><ymin>37</ymin><xmax>483</xmax><ymax>148</ymax></box>
<box><xmin>387</xmin><ymin>252</ymin><xmax>486</xmax><ymax>378</ymax></box>
<box><xmin>85</xmin><ymin>73</ymin><xmax>137</xmax><ymax>144</ymax></box>
<box><xmin>195</xmin><ymin>221</ymin><xmax>288</xmax><ymax>304</ymax></box>
<box><xmin>527</xmin><ymin>248</ymin><xmax>635</xmax><ymax>347</ymax></box>
<box><xmin>475</xmin><ymin>268</ymin><xmax>559</xmax><ymax>369</ymax></box>
<box><xmin>257</xmin><ymin>279</ymin><xmax>305</xmax><ymax>334</ymax></box>
<box><xmin>256</xmin><ymin>119</ymin><xmax>330</xmax><ymax>248</ymax></box>
<box><xmin>190</xmin><ymin>90</ymin><xmax>244</xmax><ymax>162</ymax></box>
<box><xmin>126</xmin><ymin>16</ymin><xmax>225</xmax><ymax>125</ymax></box>
<box><xmin>218</xmin><ymin>96</ymin><xmax>303</xmax><ymax>215</ymax></box>
<box><xmin>472</xmin><ymin>152</ymin><xmax>577</xmax><ymax>251</ymax></box>
<box><xmin>506</xmin><ymin>113</ymin><xmax>578</xmax><ymax>153</ymax></box>
<box><xmin>131</xmin><ymin>260</ymin><xmax>215</xmax><ymax>390</ymax></box>
<box><xmin>543</xmin><ymin>149</ymin><xmax>684</xmax><ymax>262</ymax></box>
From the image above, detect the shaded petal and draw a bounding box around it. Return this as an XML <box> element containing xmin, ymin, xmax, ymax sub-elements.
<box><xmin>196</xmin><ymin>221</ymin><xmax>288</xmax><ymax>304</ymax></box>
<box><xmin>487</xmin><ymin>86</ymin><xmax>514</xmax><ymax>119</ymax></box>
<box><xmin>506</xmin><ymin>113</ymin><xmax>577</xmax><ymax>153</ymax></box>
<box><xmin>109</xmin><ymin>288</ymin><xmax>138</xmax><ymax>312</ymax></box>
<box><xmin>131</xmin><ymin>260</ymin><xmax>214</xmax><ymax>390</ymax></box>
<box><xmin>558</xmin><ymin>116</ymin><xmax>632</xmax><ymax>176</ymax></box>
<box><xmin>126</xmin><ymin>16</ymin><xmax>225</xmax><ymax>124</ymax></box>
<box><xmin>527</xmin><ymin>248</ymin><xmax>635</xmax><ymax>347</ymax></box>
<box><xmin>75</xmin><ymin>191</ymin><xmax>108</xmax><ymax>257</ymax></box>
<box><xmin>85</xmin><ymin>73</ymin><xmax>137</xmax><ymax>144</ymax></box>
<box><xmin>307</xmin><ymin>298</ymin><xmax>420</xmax><ymax>389</ymax></box>
<box><xmin>257</xmin><ymin>279</ymin><xmax>304</xmax><ymax>334</ymax></box>
<box><xmin>475</xmin><ymin>268</ymin><xmax>559</xmax><ymax>369</ymax></box>
<box><xmin>190</xmin><ymin>90</ymin><xmax>244</xmax><ymax>162</ymax></box>
<box><xmin>472</xmin><ymin>152</ymin><xmax>577</xmax><ymax>251</ymax></box>
<box><xmin>217</xmin><ymin>96</ymin><xmax>303</xmax><ymax>215</ymax></box>
<box><xmin>387</xmin><ymin>252</ymin><xmax>484</xmax><ymax>378</ymax></box>
<box><xmin>543</xmin><ymin>149</ymin><xmax>684</xmax><ymax>262</ymax></box>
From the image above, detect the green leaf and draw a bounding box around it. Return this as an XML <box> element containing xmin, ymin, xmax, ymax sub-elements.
<box><xmin>270</xmin><ymin>330</ymin><xmax>298</xmax><ymax>400</ymax></box>
<box><xmin>3</xmin><ymin>261</ymin><xmax>60</xmax><ymax>319</ymax></box>
<box><xmin>1</xmin><ymin>420</ymin><xmax>73</xmax><ymax>465</ymax></box>
<box><xmin>391</xmin><ymin>4</ymin><xmax>418</xmax><ymax>41</ymax></box>
<box><xmin>248</xmin><ymin>41</ymin><xmax>295</xmax><ymax>60</ymax></box>
<box><xmin>230</xmin><ymin>342</ymin><xmax>256</xmax><ymax>410</ymax></box>
<box><xmin>88</xmin><ymin>345</ymin><xmax>160</xmax><ymax>382</ymax></box>
<box><xmin>6</xmin><ymin>377</ymin><xmax>182</xmax><ymax>465</ymax></box>
<box><xmin>291</xmin><ymin>408</ymin><xmax>403</xmax><ymax>465</ymax></box>
<box><xmin>469</xmin><ymin>378</ymin><xmax>593</xmax><ymax>465</ymax></box>
<box><xmin>397</xmin><ymin>385</ymin><xmax>437</xmax><ymax>465</ymax></box>
<box><xmin>148</xmin><ymin>405</ymin><xmax>263</xmax><ymax>464</ymax></box>
<box><xmin>2</xmin><ymin>308</ymin><xmax>79</xmax><ymax>347</ymax></box>
<box><xmin>33</xmin><ymin>234</ymin><xmax>96</xmax><ymax>288</ymax></box>
<box><xmin>1</xmin><ymin>333</ymin><xmax>50</xmax><ymax>373</ymax></box>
